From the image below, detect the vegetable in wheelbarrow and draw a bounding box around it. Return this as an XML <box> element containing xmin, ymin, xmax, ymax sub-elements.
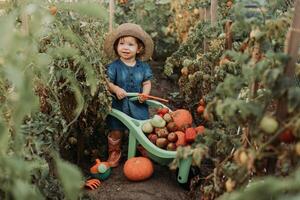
<box><xmin>141</xmin><ymin>108</ymin><xmax>196</xmax><ymax>151</ymax></box>
<box><xmin>150</xmin><ymin>114</ymin><xmax>166</xmax><ymax>128</ymax></box>
<box><xmin>142</xmin><ymin>121</ymin><xmax>153</xmax><ymax>134</ymax></box>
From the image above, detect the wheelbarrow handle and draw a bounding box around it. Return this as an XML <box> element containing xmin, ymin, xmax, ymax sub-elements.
<box><xmin>126</xmin><ymin>92</ymin><xmax>169</xmax><ymax>103</ymax></box>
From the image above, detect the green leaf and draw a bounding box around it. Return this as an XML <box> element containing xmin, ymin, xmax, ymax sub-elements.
<box><xmin>156</xmin><ymin>0</ymin><xmax>171</xmax><ymax>4</ymax></box>
<box><xmin>36</xmin><ymin>53</ymin><xmax>52</xmax><ymax>68</ymax></box>
<box><xmin>262</xmin><ymin>68</ymin><xmax>281</xmax><ymax>88</ymax></box>
<box><xmin>192</xmin><ymin>146</ymin><xmax>208</xmax><ymax>167</ymax></box>
<box><xmin>60</xmin><ymin>69</ymin><xmax>84</xmax><ymax>126</ymax></box>
<box><xmin>60</xmin><ymin>27</ymin><xmax>82</xmax><ymax>46</ymax></box>
<box><xmin>47</xmin><ymin>46</ymin><xmax>79</xmax><ymax>59</ymax></box>
<box><xmin>60</xmin><ymin>2</ymin><xmax>108</xmax><ymax>20</ymax></box>
<box><xmin>216</xmin><ymin>75</ymin><xmax>244</xmax><ymax>98</ymax></box>
<box><xmin>56</xmin><ymin>157</ymin><xmax>83</xmax><ymax>200</ymax></box>
<box><xmin>0</xmin><ymin>13</ymin><xmax>16</xmax><ymax>48</ymax></box>
<box><xmin>288</xmin><ymin>87</ymin><xmax>300</xmax><ymax>113</ymax></box>
<box><xmin>144</xmin><ymin>1</ymin><xmax>156</xmax><ymax>11</ymax></box>
<box><xmin>77</xmin><ymin>57</ymin><xmax>97</xmax><ymax>96</ymax></box>
<box><xmin>13</xmin><ymin>179</ymin><xmax>43</xmax><ymax>200</ymax></box>
<box><xmin>0</xmin><ymin>122</ymin><xmax>9</xmax><ymax>154</ymax></box>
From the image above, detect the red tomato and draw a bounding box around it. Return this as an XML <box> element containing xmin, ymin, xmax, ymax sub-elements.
<box><xmin>49</xmin><ymin>6</ymin><xmax>57</xmax><ymax>16</ymax></box>
<box><xmin>197</xmin><ymin>105</ymin><xmax>205</xmax><ymax>114</ymax></box>
<box><xmin>157</xmin><ymin>108</ymin><xmax>169</xmax><ymax>115</ymax></box>
<box><xmin>195</xmin><ymin>125</ymin><xmax>205</xmax><ymax>135</ymax></box>
<box><xmin>279</xmin><ymin>128</ymin><xmax>295</xmax><ymax>143</ymax></box>
<box><xmin>227</xmin><ymin>1</ymin><xmax>233</xmax><ymax>8</ymax></box>
<box><xmin>185</xmin><ymin>127</ymin><xmax>196</xmax><ymax>143</ymax></box>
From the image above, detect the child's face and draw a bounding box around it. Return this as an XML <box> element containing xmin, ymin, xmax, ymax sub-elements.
<box><xmin>116</xmin><ymin>36</ymin><xmax>141</xmax><ymax>60</ymax></box>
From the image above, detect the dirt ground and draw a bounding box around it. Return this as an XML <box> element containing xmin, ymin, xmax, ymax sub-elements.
<box><xmin>86</xmin><ymin>162</ymin><xmax>190</xmax><ymax>200</ymax></box>
<box><xmin>85</xmin><ymin>62</ymin><xmax>191</xmax><ymax>200</ymax></box>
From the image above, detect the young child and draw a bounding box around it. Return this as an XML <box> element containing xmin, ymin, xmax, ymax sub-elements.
<box><xmin>103</xmin><ymin>23</ymin><xmax>154</xmax><ymax>167</ymax></box>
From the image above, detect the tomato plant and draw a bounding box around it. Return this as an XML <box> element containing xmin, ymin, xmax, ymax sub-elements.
<box><xmin>166</xmin><ymin>0</ymin><xmax>300</xmax><ymax>199</ymax></box>
<box><xmin>0</xmin><ymin>1</ymin><xmax>111</xmax><ymax>199</ymax></box>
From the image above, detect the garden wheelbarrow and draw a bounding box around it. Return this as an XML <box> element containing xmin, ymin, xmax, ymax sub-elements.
<box><xmin>108</xmin><ymin>92</ymin><xmax>192</xmax><ymax>184</ymax></box>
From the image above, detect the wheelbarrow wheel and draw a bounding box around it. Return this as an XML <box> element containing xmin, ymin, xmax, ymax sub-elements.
<box><xmin>176</xmin><ymin>166</ymin><xmax>200</xmax><ymax>190</ymax></box>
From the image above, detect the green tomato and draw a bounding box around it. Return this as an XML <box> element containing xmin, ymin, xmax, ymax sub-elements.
<box><xmin>182</xmin><ymin>59</ymin><xmax>193</xmax><ymax>68</ymax></box>
<box><xmin>259</xmin><ymin>116</ymin><xmax>279</xmax><ymax>134</ymax></box>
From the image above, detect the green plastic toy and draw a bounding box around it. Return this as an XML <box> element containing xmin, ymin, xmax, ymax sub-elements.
<box><xmin>108</xmin><ymin>93</ymin><xmax>192</xmax><ymax>184</ymax></box>
<box><xmin>85</xmin><ymin>159</ymin><xmax>111</xmax><ymax>190</ymax></box>
<box><xmin>90</xmin><ymin>159</ymin><xmax>111</xmax><ymax>180</ymax></box>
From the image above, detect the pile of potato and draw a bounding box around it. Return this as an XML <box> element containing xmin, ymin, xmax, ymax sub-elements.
<box><xmin>141</xmin><ymin>108</ymin><xmax>204</xmax><ymax>151</ymax></box>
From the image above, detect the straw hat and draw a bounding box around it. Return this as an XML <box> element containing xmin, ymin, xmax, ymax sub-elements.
<box><xmin>104</xmin><ymin>23</ymin><xmax>154</xmax><ymax>61</ymax></box>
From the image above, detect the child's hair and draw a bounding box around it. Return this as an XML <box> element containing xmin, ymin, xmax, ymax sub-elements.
<box><xmin>113</xmin><ymin>36</ymin><xmax>145</xmax><ymax>58</ymax></box>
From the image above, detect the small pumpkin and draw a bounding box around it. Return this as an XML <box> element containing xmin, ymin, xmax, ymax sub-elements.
<box><xmin>123</xmin><ymin>157</ymin><xmax>154</xmax><ymax>181</ymax></box>
<box><xmin>171</xmin><ymin>109</ymin><xmax>193</xmax><ymax>130</ymax></box>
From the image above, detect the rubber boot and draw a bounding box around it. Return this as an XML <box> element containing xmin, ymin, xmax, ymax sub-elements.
<box><xmin>107</xmin><ymin>136</ymin><xmax>121</xmax><ymax>167</ymax></box>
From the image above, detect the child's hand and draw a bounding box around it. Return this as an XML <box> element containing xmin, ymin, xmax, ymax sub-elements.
<box><xmin>115</xmin><ymin>87</ymin><xmax>127</xmax><ymax>100</ymax></box>
<box><xmin>138</xmin><ymin>93</ymin><xmax>148</xmax><ymax>103</ymax></box>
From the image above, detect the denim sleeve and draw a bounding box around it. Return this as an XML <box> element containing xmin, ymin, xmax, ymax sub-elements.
<box><xmin>143</xmin><ymin>63</ymin><xmax>153</xmax><ymax>82</ymax></box>
<box><xmin>107</xmin><ymin>64</ymin><xmax>116</xmax><ymax>83</ymax></box>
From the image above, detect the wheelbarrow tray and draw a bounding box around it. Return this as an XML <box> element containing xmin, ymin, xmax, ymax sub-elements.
<box><xmin>108</xmin><ymin>94</ymin><xmax>192</xmax><ymax>184</ymax></box>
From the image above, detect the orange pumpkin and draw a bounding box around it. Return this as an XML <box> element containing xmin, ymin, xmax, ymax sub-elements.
<box><xmin>123</xmin><ymin>157</ymin><xmax>153</xmax><ymax>181</ymax></box>
<box><xmin>171</xmin><ymin>109</ymin><xmax>193</xmax><ymax>130</ymax></box>
<box><xmin>175</xmin><ymin>131</ymin><xmax>186</xmax><ymax>146</ymax></box>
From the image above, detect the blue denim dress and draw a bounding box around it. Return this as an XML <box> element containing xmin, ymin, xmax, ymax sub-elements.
<box><xmin>106</xmin><ymin>59</ymin><xmax>153</xmax><ymax>130</ymax></box>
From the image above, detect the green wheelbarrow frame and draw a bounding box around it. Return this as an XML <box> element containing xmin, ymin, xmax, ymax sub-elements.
<box><xmin>108</xmin><ymin>93</ymin><xmax>192</xmax><ymax>184</ymax></box>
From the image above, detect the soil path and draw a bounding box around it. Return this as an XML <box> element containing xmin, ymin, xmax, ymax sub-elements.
<box><xmin>86</xmin><ymin>62</ymin><xmax>189</xmax><ymax>200</ymax></box>
<box><xmin>87</xmin><ymin>163</ymin><xmax>189</xmax><ymax>200</ymax></box>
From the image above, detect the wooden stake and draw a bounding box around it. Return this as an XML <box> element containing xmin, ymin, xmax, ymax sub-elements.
<box><xmin>109</xmin><ymin>0</ymin><xmax>115</xmax><ymax>32</ymax></box>
<box><xmin>210</xmin><ymin>0</ymin><xmax>217</xmax><ymax>26</ymax></box>
<box><xmin>204</xmin><ymin>7</ymin><xmax>211</xmax><ymax>52</ymax></box>
<box><xmin>199</xmin><ymin>7</ymin><xmax>205</xmax><ymax>21</ymax></box>
<box><xmin>276</xmin><ymin>0</ymin><xmax>300</xmax><ymax>120</ymax></box>
<box><xmin>225</xmin><ymin>20</ymin><xmax>233</xmax><ymax>50</ymax></box>
<box><xmin>204</xmin><ymin>7</ymin><xmax>211</xmax><ymax>22</ymax></box>
<box><xmin>21</xmin><ymin>13</ymin><xmax>29</xmax><ymax>36</ymax></box>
